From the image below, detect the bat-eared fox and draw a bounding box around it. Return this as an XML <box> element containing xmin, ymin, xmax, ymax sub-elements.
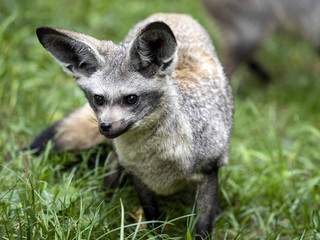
<box><xmin>203</xmin><ymin>0</ymin><xmax>320</xmax><ymax>81</ymax></box>
<box><xmin>27</xmin><ymin>13</ymin><xmax>234</xmax><ymax>239</ymax></box>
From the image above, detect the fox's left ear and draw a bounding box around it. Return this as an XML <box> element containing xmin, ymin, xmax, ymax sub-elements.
<box><xmin>129</xmin><ymin>22</ymin><xmax>177</xmax><ymax>77</ymax></box>
<box><xmin>36</xmin><ymin>27</ymin><xmax>105</xmax><ymax>78</ymax></box>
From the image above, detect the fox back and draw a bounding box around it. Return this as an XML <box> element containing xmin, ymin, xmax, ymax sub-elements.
<box><xmin>34</xmin><ymin>13</ymin><xmax>233</xmax><ymax>238</ymax></box>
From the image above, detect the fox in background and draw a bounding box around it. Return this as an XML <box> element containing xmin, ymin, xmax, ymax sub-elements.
<box><xmin>26</xmin><ymin>13</ymin><xmax>234</xmax><ymax>239</ymax></box>
<box><xmin>203</xmin><ymin>0</ymin><xmax>320</xmax><ymax>81</ymax></box>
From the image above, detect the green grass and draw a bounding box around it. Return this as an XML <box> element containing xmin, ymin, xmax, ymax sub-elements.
<box><xmin>1</xmin><ymin>0</ymin><xmax>320</xmax><ymax>239</ymax></box>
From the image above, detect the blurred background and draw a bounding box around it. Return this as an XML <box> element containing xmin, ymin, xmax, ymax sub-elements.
<box><xmin>0</xmin><ymin>0</ymin><xmax>319</xmax><ymax>239</ymax></box>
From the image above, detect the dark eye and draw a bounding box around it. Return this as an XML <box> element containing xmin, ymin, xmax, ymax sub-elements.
<box><xmin>124</xmin><ymin>95</ymin><xmax>138</xmax><ymax>105</ymax></box>
<box><xmin>94</xmin><ymin>95</ymin><xmax>104</xmax><ymax>106</ymax></box>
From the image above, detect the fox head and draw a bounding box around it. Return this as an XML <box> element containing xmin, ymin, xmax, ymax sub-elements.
<box><xmin>36</xmin><ymin>22</ymin><xmax>177</xmax><ymax>139</ymax></box>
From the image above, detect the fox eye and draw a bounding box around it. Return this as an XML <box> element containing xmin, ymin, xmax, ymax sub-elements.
<box><xmin>124</xmin><ymin>95</ymin><xmax>138</xmax><ymax>105</ymax></box>
<box><xmin>94</xmin><ymin>95</ymin><xmax>104</xmax><ymax>106</ymax></box>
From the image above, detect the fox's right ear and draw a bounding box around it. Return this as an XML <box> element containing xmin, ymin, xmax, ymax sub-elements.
<box><xmin>36</xmin><ymin>27</ymin><xmax>105</xmax><ymax>78</ymax></box>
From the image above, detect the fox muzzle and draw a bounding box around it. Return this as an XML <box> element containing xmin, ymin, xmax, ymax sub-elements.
<box><xmin>99</xmin><ymin>119</ymin><xmax>131</xmax><ymax>139</ymax></box>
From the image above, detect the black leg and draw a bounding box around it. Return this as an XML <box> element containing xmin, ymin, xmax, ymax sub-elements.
<box><xmin>131</xmin><ymin>175</ymin><xmax>160</xmax><ymax>225</ymax></box>
<box><xmin>195</xmin><ymin>168</ymin><xmax>219</xmax><ymax>240</ymax></box>
<box><xmin>224</xmin><ymin>41</ymin><xmax>260</xmax><ymax>79</ymax></box>
<box><xmin>102</xmin><ymin>152</ymin><xmax>122</xmax><ymax>201</ymax></box>
<box><xmin>247</xmin><ymin>59</ymin><xmax>271</xmax><ymax>83</ymax></box>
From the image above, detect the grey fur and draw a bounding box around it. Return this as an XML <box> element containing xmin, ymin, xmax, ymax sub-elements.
<box><xmin>203</xmin><ymin>0</ymin><xmax>320</xmax><ymax>78</ymax></box>
<box><xmin>34</xmin><ymin>13</ymin><xmax>234</xmax><ymax>239</ymax></box>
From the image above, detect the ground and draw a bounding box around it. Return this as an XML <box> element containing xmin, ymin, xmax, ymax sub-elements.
<box><xmin>0</xmin><ymin>0</ymin><xmax>320</xmax><ymax>239</ymax></box>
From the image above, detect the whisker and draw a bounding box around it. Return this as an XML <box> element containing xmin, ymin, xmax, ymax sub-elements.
<box><xmin>89</xmin><ymin>116</ymin><xmax>99</xmax><ymax>124</ymax></box>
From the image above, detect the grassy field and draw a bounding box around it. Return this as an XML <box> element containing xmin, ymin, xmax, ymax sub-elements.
<box><xmin>1</xmin><ymin>0</ymin><xmax>320</xmax><ymax>239</ymax></box>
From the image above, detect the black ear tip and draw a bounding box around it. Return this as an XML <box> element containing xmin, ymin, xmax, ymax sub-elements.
<box><xmin>142</xmin><ymin>21</ymin><xmax>177</xmax><ymax>43</ymax></box>
<box><xmin>36</xmin><ymin>27</ymin><xmax>49</xmax><ymax>41</ymax></box>
<box><xmin>36</xmin><ymin>27</ymin><xmax>60</xmax><ymax>41</ymax></box>
<box><xmin>36</xmin><ymin>26</ymin><xmax>49</xmax><ymax>35</ymax></box>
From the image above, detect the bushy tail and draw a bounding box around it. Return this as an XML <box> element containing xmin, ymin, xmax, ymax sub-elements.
<box><xmin>25</xmin><ymin>103</ymin><xmax>106</xmax><ymax>155</ymax></box>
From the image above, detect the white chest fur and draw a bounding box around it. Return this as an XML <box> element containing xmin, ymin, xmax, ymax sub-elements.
<box><xmin>113</xmin><ymin>108</ymin><xmax>201</xmax><ymax>195</ymax></box>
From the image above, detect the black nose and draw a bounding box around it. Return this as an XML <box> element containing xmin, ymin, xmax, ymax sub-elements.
<box><xmin>100</xmin><ymin>122</ymin><xmax>112</xmax><ymax>131</ymax></box>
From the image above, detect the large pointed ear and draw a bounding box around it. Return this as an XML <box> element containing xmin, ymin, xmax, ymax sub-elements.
<box><xmin>36</xmin><ymin>27</ymin><xmax>105</xmax><ymax>78</ymax></box>
<box><xmin>129</xmin><ymin>21</ymin><xmax>177</xmax><ymax>77</ymax></box>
